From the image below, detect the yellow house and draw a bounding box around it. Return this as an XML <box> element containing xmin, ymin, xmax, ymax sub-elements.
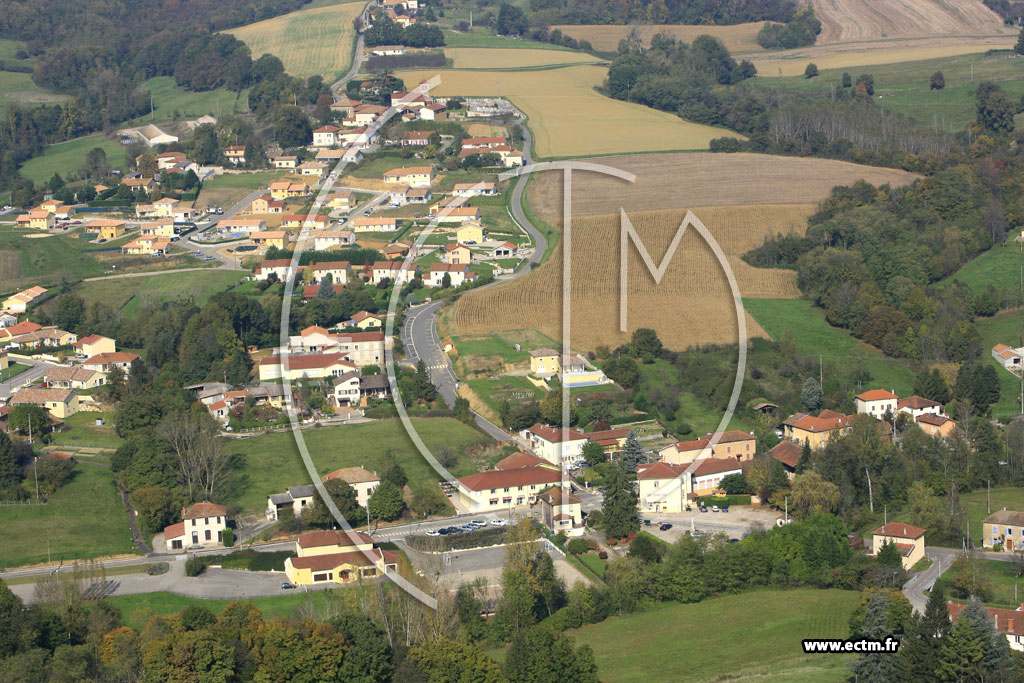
<box><xmin>257</xmin><ymin>352</ymin><xmax>356</xmax><ymax>381</ymax></box>
<box><xmin>529</xmin><ymin>348</ymin><xmax>559</xmax><ymax>376</ymax></box>
<box><xmin>73</xmin><ymin>334</ymin><xmax>116</xmax><ymax>356</ymax></box>
<box><xmin>456</xmin><ymin>221</ymin><xmax>485</xmax><ymax>244</ymax></box>
<box><xmin>140</xmin><ymin>219</ymin><xmax>175</xmax><ymax>238</ymax></box>
<box><xmin>781</xmin><ymin>410</ymin><xmax>852</xmax><ymax>449</ymax></box>
<box><xmin>983</xmin><ymin>510</ymin><xmax>1024</xmax><ymax>551</ymax></box>
<box><xmin>284</xmin><ymin>529</ymin><xmax>398</xmax><ymax>586</ymax></box>
<box><xmin>917</xmin><ymin>414</ymin><xmax>957</xmax><ymax>439</ymax></box>
<box><xmin>17</xmin><ymin>210</ymin><xmax>55</xmax><ymax>230</ymax></box>
<box><xmin>121</xmin><ymin>236</ymin><xmax>170</xmax><ymax>255</ymax></box>
<box><xmin>382</xmin><ymin>166</ymin><xmax>433</xmax><ymax>188</ymax></box>
<box><xmin>251</xmin><ymin>231</ymin><xmax>287</xmax><ymax>249</ymax></box>
<box><xmin>326</xmin><ymin>190</ymin><xmax>355</xmax><ymax>212</ymax></box>
<box><xmin>10</xmin><ymin>387</ymin><xmax>79</xmax><ymax>419</ymax></box>
<box><xmin>151</xmin><ymin>197</ymin><xmax>179</xmax><ymax>218</ymax></box>
<box><xmin>872</xmin><ymin>523</ymin><xmax>926</xmax><ymax>570</ymax></box>
<box><xmin>38</xmin><ymin>199</ymin><xmax>64</xmax><ymax>214</ymax></box>
<box><xmin>85</xmin><ymin>219</ymin><xmax>127</xmax><ymax>241</ymax></box>
<box><xmin>269</xmin><ymin>181</ymin><xmax>308</xmax><ymax>200</ymax></box>
<box><xmin>272</xmin><ymin>155</ymin><xmax>298</xmax><ymax>169</ymax></box>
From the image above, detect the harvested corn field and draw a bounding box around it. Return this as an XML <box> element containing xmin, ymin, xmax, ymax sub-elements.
<box><xmin>553</xmin><ymin>23</ymin><xmax>767</xmax><ymax>54</ymax></box>
<box><xmin>809</xmin><ymin>0</ymin><xmax>1011</xmax><ymax>43</ymax></box>
<box><xmin>450</xmin><ymin>205</ymin><xmax>813</xmax><ymax>350</ymax></box>
<box><xmin>527</xmin><ymin>152</ymin><xmax>919</xmax><ymax>222</ymax></box>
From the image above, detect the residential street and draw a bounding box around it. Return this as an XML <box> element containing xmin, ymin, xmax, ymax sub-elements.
<box><xmin>0</xmin><ymin>356</ymin><xmax>63</xmax><ymax>401</ymax></box>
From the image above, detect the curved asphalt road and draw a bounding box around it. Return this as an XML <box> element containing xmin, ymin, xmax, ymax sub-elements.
<box><xmin>401</xmin><ymin>115</ymin><xmax>549</xmax><ymax>443</ymax></box>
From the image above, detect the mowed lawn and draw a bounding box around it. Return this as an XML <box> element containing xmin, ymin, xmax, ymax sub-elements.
<box><xmin>225</xmin><ymin>0</ymin><xmax>365</xmax><ymax>79</ymax></box>
<box><xmin>196</xmin><ymin>171</ymin><xmax>284</xmax><ymax>210</ymax></box>
<box><xmin>744</xmin><ymin>297</ymin><xmax>915</xmax><ymax>395</ymax></box>
<box><xmin>0</xmin><ymin>464</ymin><xmax>134</xmax><ymax>568</ymax></box>
<box><xmin>224</xmin><ymin>417</ymin><xmax>490</xmax><ymax>513</ymax></box>
<box><xmin>961</xmin><ymin>488</ymin><xmax>1024</xmax><ymax>549</ymax></box>
<box><xmin>74</xmin><ymin>270</ymin><xmax>246</xmax><ymax>315</ymax></box>
<box><xmin>17</xmin><ymin>132</ymin><xmax>129</xmax><ymax>186</ymax></box>
<box><xmin>109</xmin><ymin>591</ymin><xmax>327</xmax><ymax>630</ymax></box>
<box><xmin>938</xmin><ymin>242</ymin><xmax>1024</xmax><ymax>295</ymax></box>
<box><xmin>971</xmin><ymin>309</ymin><xmax>1024</xmax><ymax>420</ymax></box>
<box><xmin>130</xmin><ymin>77</ymin><xmax>249</xmax><ymax>124</ymax></box>
<box><xmin>51</xmin><ymin>412</ymin><xmax>124</xmax><ymax>450</ymax></box>
<box><xmin>760</xmin><ymin>51</ymin><xmax>1024</xmax><ymax>131</ymax></box>
<box><xmin>570</xmin><ymin>589</ymin><xmax>860</xmax><ymax>682</ymax></box>
<box><xmin>393</xmin><ymin>66</ymin><xmax>744</xmax><ymax>158</ymax></box>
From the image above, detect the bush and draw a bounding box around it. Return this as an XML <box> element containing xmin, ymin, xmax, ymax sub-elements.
<box><xmin>185</xmin><ymin>557</ymin><xmax>205</xmax><ymax>577</ymax></box>
<box><xmin>597</xmin><ymin>551</ymin><xmax>608</xmax><ymax>560</ymax></box>
<box><xmin>146</xmin><ymin>562</ymin><xmax>170</xmax><ymax>575</ymax></box>
<box><xmin>222</xmin><ymin>527</ymin><xmax>234</xmax><ymax>548</ymax></box>
<box><xmin>566</xmin><ymin>538</ymin><xmax>589</xmax><ymax>555</ymax></box>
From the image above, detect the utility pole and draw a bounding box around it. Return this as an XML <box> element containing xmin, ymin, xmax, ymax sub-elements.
<box><xmin>819</xmin><ymin>354</ymin><xmax>823</xmax><ymax>388</ymax></box>
<box><xmin>988</xmin><ymin>480</ymin><xmax>992</xmax><ymax>514</ymax></box>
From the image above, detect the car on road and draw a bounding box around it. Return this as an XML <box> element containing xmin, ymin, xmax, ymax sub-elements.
<box><xmin>659</xmin><ymin>523</ymin><xmax>673</xmax><ymax>531</ymax></box>
<box><xmin>426</xmin><ymin>529</ymin><xmax>440</xmax><ymax>537</ymax></box>
<box><xmin>490</xmin><ymin>519</ymin><xmax>509</xmax><ymax>527</ymax></box>
<box><xmin>469</xmin><ymin>520</ymin><xmax>486</xmax><ymax>528</ymax></box>
<box><xmin>711</xmin><ymin>505</ymin><xmax>720</xmax><ymax>512</ymax></box>
<box><xmin>281</xmin><ymin>582</ymin><xmax>295</xmax><ymax>590</ymax></box>
<box><xmin>203</xmin><ymin>256</ymin><xmax>214</xmax><ymax>261</ymax></box>
<box><xmin>728</xmin><ymin>538</ymin><xmax>739</xmax><ymax>543</ymax></box>
<box><xmin>363</xmin><ymin>210</ymin><xmax>371</xmax><ymax>216</ymax></box>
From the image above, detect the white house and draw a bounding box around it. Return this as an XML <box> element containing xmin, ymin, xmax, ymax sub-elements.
<box><xmin>993</xmin><ymin>344</ymin><xmax>1023</xmax><ymax>370</ymax></box>
<box><xmin>897</xmin><ymin>395</ymin><xmax>943</xmax><ymax>419</ymax></box>
<box><xmin>520</xmin><ymin>423</ymin><xmax>588</xmax><ymax>468</ymax></box>
<box><xmin>854</xmin><ymin>389</ymin><xmax>898</xmax><ymax>418</ymax></box>
<box><xmin>456</xmin><ymin>465</ymin><xmax>562</xmax><ymax>514</ymax></box>
<box><xmin>323</xmin><ymin>466</ymin><xmax>381</xmax><ymax>508</ymax></box>
<box><xmin>164</xmin><ymin>501</ymin><xmax>227</xmax><ymax>552</ymax></box>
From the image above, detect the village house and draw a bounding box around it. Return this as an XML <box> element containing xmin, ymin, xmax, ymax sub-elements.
<box><xmin>316</xmin><ymin>148</ymin><xmax>354</xmax><ymax>163</ymax></box>
<box><xmin>223</xmin><ymin>146</ymin><xmax>246</xmax><ymax>165</ymax></box>
<box><xmin>164</xmin><ymin>502</ymin><xmax>228</xmax><ymax>552</ymax></box>
<box><xmin>9</xmin><ymin>388</ymin><xmax>79</xmax><ymax>419</ymax></box>
<box><xmin>0</xmin><ymin>321</ymin><xmax>41</xmax><ymax>344</ymax></box>
<box><xmin>419</xmin><ymin>103</ymin><xmax>446</xmax><ymax>120</ymax></box>
<box><xmin>401</xmin><ymin>131</ymin><xmax>432</xmax><ymax>147</ymax></box>
<box><xmin>529</xmin><ymin>348</ymin><xmax>559</xmax><ymax>377</ymax></box>
<box><xmin>283</xmin><ymin>530</ymin><xmax>398</xmax><ymax>586</ymax></box>
<box><xmin>271</xmin><ymin>155</ymin><xmax>298</xmax><ymax>169</ymax></box>
<box><xmin>217</xmin><ymin>218</ymin><xmax>266</xmax><ymax>234</ymax></box>
<box><xmin>436</xmin><ymin>207</ymin><xmax>481</xmax><ymax>225</ymax></box>
<box><xmin>254</xmin><ymin>259</ymin><xmax>293</xmax><ymax>282</ymax></box>
<box><xmin>331</xmin><ymin>96</ymin><xmax>359</xmax><ymax>116</ymax></box>
<box><xmin>983</xmin><ymin>510</ymin><xmax>1024</xmax><ymax>551</ymax></box>
<box><xmin>133</xmin><ymin>124</ymin><xmax>178</xmax><ymax>147</ymax></box>
<box><xmin>948</xmin><ymin>603</ymin><xmax>1024</xmax><ymax>652</ymax></box>
<box><xmin>44</xmin><ymin>366</ymin><xmax>106</xmax><ymax>390</ymax></box>
<box><xmin>313</xmin><ymin>125</ymin><xmax>341</xmax><ymax>147</ymax></box>
<box><xmin>140</xmin><ymin>219</ymin><xmax>176</xmax><ymax>238</ymax></box>
<box><xmin>407</xmin><ymin>187</ymin><xmax>431</xmax><ymax>204</ymax></box>
<box><xmin>455</xmin><ymin>221</ymin><xmax>485</xmax><ymax>243</ymax></box>
<box><xmin>855</xmin><ymin>389</ymin><xmax>898</xmax><ymax>418</ymax></box>
<box><xmin>281</xmin><ymin>215</ymin><xmax>329</xmax><ymax>230</ymax></box>
<box><xmin>323</xmin><ymin>466</ymin><xmax>381</xmax><ymax>507</ymax></box>
<box><xmin>258</xmin><ymin>352</ymin><xmax>356</xmax><ymax>382</ymax></box>
<box><xmin>584</xmin><ymin>428</ymin><xmax>632</xmax><ymax>458</ymax></box>
<box><xmin>490</xmin><ymin>242</ymin><xmax>518</xmax><ymax>258</ymax></box>
<box><xmin>16</xmin><ymin>210</ymin><xmax>55</xmax><ymax>230</ymax></box>
<box><xmin>993</xmin><ymin>343</ymin><xmax>1023</xmax><ymax>370</ymax></box>
<box><xmin>871</xmin><ymin>523</ymin><xmax>926</xmax><ymax>570</ymax></box>
<box><xmin>371</xmin><ymin>261</ymin><xmax>418</xmax><ymax>285</ymax></box>
<box><xmin>330</xmin><ymin>371</ymin><xmax>361</xmax><ymax>406</ymax></box>
<box><xmin>453</xmin><ymin>181</ymin><xmax>497</xmax><ymax>198</ymax></box>
<box><xmin>312</xmin><ymin>229</ymin><xmax>355</xmax><ymax>251</ymax></box>
<box><xmin>346</xmin><ymin>311</ymin><xmax>382</xmax><ymax>329</ymax></box>
<box><xmin>83</xmin><ymin>219</ymin><xmax>126</xmax><ymax>241</ymax></box>
<box><xmin>637</xmin><ymin>462</ymin><xmax>688</xmax><ymax>513</ymax></box>
<box><xmin>298</xmin><ymin>161</ymin><xmax>327</xmax><ymax>178</ymax></box>
<box><xmin>781</xmin><ymin>410</ymin><xmax>853</xmax><ymax>448</ymax></box>
<box><xmin>897</xmin><ymin>395</ymin><xmax>944</xmax><ymax>419</ymax></box>
<box><xmin>0</xmin><ymin>313</ymin><xmax>17</xmax><ymax>328</ymax></box>
<box><xmin>287</xmin><ymin>326</ymin><xmax>387</xmax><ymax>366</ymax></box>
<box><xmin>82</xmin><ymin>351</ymin><xmax>139</xmax><ymax>375</ymax></box>
<box><xmin>382</xmin><ymin>166</ymin><xmax>433</xmax><ymax>187</ymax></box>
<box><xmin>121</xmin><ymin>236</ymin><xmax>170</xmax><ymax>256</ymax></box>
<box><xmin>2</xmin><ymin>287</ymin><xmax>47</xmax><ymax>313</ymax></box>
<box><xmin>325</xmin><ymin>189</ymin><xmax>356</xmax><ymax>212</ymax></box>
<box><xmin>250</xmin><ymin>195</ymin><xmax>285</xmax><ymax>215</ymax></box>
<box><xmin>350</xmin><ymin>217</ymin><xmax>398</xmax><ymax>233</ymax></box>
<box><xmin>269</xmin><ymin>181</ymin><xmax>308</xmax><ymax>200</ymax></box>
<box><xmin>770</xmin><ymin>440</ymin><xmax>803</xmax><ymax>478</ymax></box>
<box><xmin>443</xmin><ymin>243</ymin><xmax>472</xmax><ymax>265</ymax></box>
<box><xmin>339</xmin><ymin>127</ymin><xmax>379</xmax><ymax>147</ymax></box>
<box><xmin>456</xmin><ymin>464</ymin><xmax>563</xmax><ymax>513</ymax></box>
<box><xmin>251</xmin><ymin>231</ymin><xmax>288</xmax><ymax>249</ymax></box>
<box><xmin>1</xmin><ymin>325</ymin><xmax>76</xmax><ymax>351</ymax></box>
<box><xmin>461</xmin><ymin>136</ymin><xmax>507</xmax><ymax>151</ymax></box>
<box><xmin>311</xmin><ymin>261</ymin><xmax>350</xmax><ymax>285</ymax></box>
<box><xmin>266</xmin><ymin>485</ymin><xmax>317</xmax><ymax>521</ymax></box>
<box><xmin>916</xmin><ymin>413</ymin><xmax>957</xmax><ymax>439</ymax></box>
<box><xmin>521</xmin><ymin>423</ymin><xmax>588</xmax><ymax>468</ymax></box>
<box><xmin>536</xmin><ymin>486</ymin><xmax>584</xmax><ymax>536</ymax></box>
<box><xmin>659</xmin><ymin>430</ymin><xmax>757</xmax><ymax>464</ymax></box>
<box><xmin>389</xmin><ymin>185</ymin><xmax>410</xmax><ymax>206</ymax></box>
<box><xmin>122</xmin><ymin>177</ymin><xmax>156</xmax><ymax>195</ymax></box>
<box><xmin>426</xmin><ymin>263</ymin><xmax>476</xmax><ymax>288</ymax></box>
<box><xmin>369</xmin><ymin>45</ymin><xmax>406</xmax><ymax>56</ymax></box>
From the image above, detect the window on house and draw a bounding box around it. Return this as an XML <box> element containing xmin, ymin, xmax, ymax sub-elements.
<box><xmin>205</xmin><ymin>529</ymin><xmax>211</xmax><ymax>541</ymax></box>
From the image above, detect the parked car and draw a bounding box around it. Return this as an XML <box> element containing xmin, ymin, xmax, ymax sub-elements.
<box><xmin>659</xmin><ymin>523</ymin><xmax>673</xmax><ymax>531</ymax></box>
<box><xmin>469</xmin><ymin>520</ymin><xmax>487</xmax><ymax>528</ymax></box>
<box><xmin>711</xmin><ymin>505</ymin><xmax>720</xmax><ymax>512</ymax></box>
<box><xmin>699</xmin><ymin>505</ymin><xmax>708</xmax><ymax>513</ymax></box>
<box><xmin>690</xmin><ymin>529</ymin><xmax>705</xmax><ymax>537</ymax></box>
<box><xmin>437</xmin><ymin>528</ymin><xmax>451</xmax><ymax>535</ymax></box>
<box><xmin>426</xmin><ymin>529</ymin><xmax>440</xmax><ymax>537</ymax></box>
<box><xmin>491</xmin><ymin>519</ymin><xmax>509</xmax><ymax>527</ymax></box>
<box><xmin>203</xmin><ymin>256</ymin><xmax>214</xmax><ymax>261</ymax></box>
<box><xmin>721</xmin><ymin>506</ymin><xmax>729</xmax><ymax>513</ymax></box>
<box><xmin>281</xmin><ymin>582</ymin><xmax>295</xmax><ymax>590</ymax></box>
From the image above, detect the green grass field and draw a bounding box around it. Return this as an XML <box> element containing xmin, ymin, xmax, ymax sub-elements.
<box><xmin>938</xmin><ymin>242</ymin><xmax>1024</xmax><ymax>296</ymax></box>
<box><xmin>453</xmin><ymin>334</ymin><xmax>530</xmax><ymax>363</ymax></box>
<box><xmin>108</xmin><ymin>590</ymin><xmax>327</xmax><ymax>630</ymax></box>
<box><xmin>935</xmin><ymin>557</ymin><xmax>1024</xmax><ymax>610</ymax></box>
<box><xmin>0</xmin><ymin>363</ymin><xmax>30</xmax><ymax>383</ymax></box>
<box><xmin>636</xmin><ymin>358</ymin><xmax>751</xmax><ymax>433</ymax></box>
<box><xmin>74</xmin><ymin>270</ymin><xmax>245</xmax><ymax>316</ymax></box>
<box><xmin>51</xmin><ymin>412</ymin><xmax>124</xmax><ymax>450</ymax></box>
<box><xmin>0</xmin><ymin>70</ymin><xmax>67</xmax><ymax>111</ymax></box>
<box><xmin>570</xmin><ymin>589</ymin><xmax>859</xmax><ymax>682</ymax></box>
<box><xmin>759</xmin><ymin>51</ymin><xmax>1024</xmax><ymax>133</ymax></box>
<box><xmin>0</xmin><ymin>230</ymin><xmax>107</xmax><ymax>291</ymax></box>
<box><xmin>744</xmin><ymin>297</ymin><xmax>915</xmax><ymax>396</ymax></box>
<box><xmin>18</xmin><ymin>133</ymin><xmax>130</xmax><ymax>186</ymax></box>
<box><xmin>971</xmin><ymin>309</ymin><xmax>1024</xmax><ymax>420</ymax></box>
<box><xmin>961</xmin><ymin>488</ymin><xmax>1024</xmax><ymax>549</ymax></box>
<box><xmin>224</xmin><ymin>417</ymin><xmax>490</xmax><ymax>513</ymax></box>
<box><xmin>130</xmin><ymin>77</ymin><xmax>249</xmax><ymax>125</ymax></box>
<box><xmin>197</xmin><ymin>171</ymin><xmax>283</xmax><ymax>210</ymax></box>
<box><xmin>441</xmin><ymin>30</ymin><xmax>576</xmax><ymax>51</ymax></box>
<box><xmin>0</xmin><ymin>464</ymin><xmax>134</xmax><ymax>568</ymax></box>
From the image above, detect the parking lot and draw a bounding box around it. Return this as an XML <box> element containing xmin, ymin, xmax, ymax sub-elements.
<box><xmin>641</xmin><ymin>506</ymin><xmax>784</xmax><ymax>543</ymax></box>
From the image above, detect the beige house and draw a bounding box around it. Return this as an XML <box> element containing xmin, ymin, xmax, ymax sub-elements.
<box><xmin>872</xmin><ymin>523</ymin><xmax>926</xmax><ymax>570</ymax></box>
<box><xmin>164</xmin><ymin>501</ymin><xmax>228</xmax><ymax>552</ymax></box>
<box><xmin>350</xmin><ymin>217</ymin><xmax>398</xmax><ymax>233</ymax></box>
<box><xmin>258</xmin><ymin>352</ymin><xmax>356</xmax><ymax>382</ymax></box>
<box><xmin>917</xmin><ymin>414</ymin><xmax>957</xmax><ymax>439</ymax></box>
<box><xmin>456</xmin><ymin>221</ymin><xmax>485</xmax><ymax>244</ymax></box>
<box><xmin>983</xmin><ymin>510</ymin><xmax>1024</xmax><ymax>551</ymax></box>
<box><xmin>529</xmin><ymin>349</ymin><xmax>559</xmax><ymax>377</ymax></box>
<box><xmin>82</xmin><ymin>351</ymin><xmax>139</xmax><ymax>375</ymax></box>
<box><xmin>781</xmin><ymin>410</ymin><xmax>852</xmax><ymax>449</ymax></box>
<box><xmin>85</xmin><ymin>219</ymin><xmax>127</xmax><ymax>241</ymax></box>
<box><xmin>311</xmin><ymin>261</ymin><xmax>350</xmax><ymax>285</ymax></box>
<box><xmin>855</xmin><ymin>389</ymin><xmax>898</xmax><ymax>418</ymax></box>
<box><xmin>370</xmin><ymin>261</ymin><xmax>417</xmax><ymax>285</ymax></box>
<box><xmin>347</xmin><ymin>311</ymin><xmax>382</xmax><ymax>329</ymax></box>
<box><xmin>897</xmin><ymin>395</ymin><xmax>943</xmax><ymax>419</ymax></box>
<box><xmin>637</xmin><ymin>461</ymin><xmax>688</xmax><ymax>513</ymax></box>
<box><xmin>45</xmin><ymin>366</ymin><xmax>106</xmax><ymax>390</ymax></box>
<box><xmin>443</xmin><ymin>242</ymin><xmax>473</xmax><ymax>265</ymax></box>
<box><xmin>325</xmin><ymin>190</ymin><xmax>356</xmax><ymax>212</ymax></box>
<box><xmin>536</xmin><ymin>487</ymin><xmax>584</xmax><ymax>536</ymax></box>
<box><xmin>323</xmin><ymin>466</ymin><xmax>380</xmax><ymax>507</ymax></box>
<box><xmin>223</xmin><ymin>146</ymin><xmax>245</xmax><ymax>165</ymax></box>
<box><xmin>10</xmin><ymin>388</ymin><xmax>79</xmax><ymax>419</ymax></box>
<box><xmin>272</xmin><ymin>155</ymin><xmax>298</xmax><ymax>169</ymax></box>
<box><xmin>948</xmin><ymin>603</ymin><xmax>1024</xmax><ymax>653</ymax></box>
<box><xmin>140</xmin><ymin>219</ymin><xmax>176</xmax><ymax>238</ymax></box>
<box><xmin>659</xmin><ymin>430</ymin><xmax>757</xmax><ymax>464</ymax></box>
<box><xmin>266</xmin><ymin>485</ymin><xmax>317</xmax><ymax>521</ymax></box>
<box><xmin>284</xmin><ymin>530</ymin><xmax>397</xmax><ymax>586</ymax></box>
<box><xmin>121</xmin><ymin>236</ymin><xmax>170</xmax><ymax>255</ymax></box>
<box><xmin>16</xmin><ymin>210</ymin><xmax>55</xmax><ymax>230</ymax></box>
<box><xmin>312</xmin><ymin>229</ymin><xmax>355</xmax><ymax>251</ymax></box>
<box><xmin>435</xmin><ymin>207</ymin><xmax>481</xmax><ymax>225</ymax></box>
<box><xmin>2</xmin><ymin>286</ymin><xmax>47</xmax><ymax>313</ymax></box>
<box><xmin>456</xmin><ymin>464</ymin><xmax>562</xmax><ymax>513</ymax></box>
<box><xmin>382</xmin><ymin>166</ymin><xmax>433</xmax><ymax>188</ymax></box>
<box><xmin>251</xmin><ymin>231</ymin><xmax>287</xmax><ymax>249</ymax></box>
<box><xmin>254</xmin><ymin>258</ymin><xmax>293</xmax><ymax>281</ymax></box>
<box><xmin>313</xmin><ymin>125</ymin><xmax>341</xmax><ymax>147</ymax></box>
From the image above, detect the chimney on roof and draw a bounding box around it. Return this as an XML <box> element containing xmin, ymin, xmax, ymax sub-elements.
<box><xmin>995</xmin><ymin>614</ymin><xmax>999</xmax><ymax>629</ymax></box>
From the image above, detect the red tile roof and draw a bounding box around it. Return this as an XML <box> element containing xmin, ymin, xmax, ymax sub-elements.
<box><xmin>289</xmin><ymin>550</ymin><xmax>378</xmax><ymax>571</ymax></box>
<box><xmin>785</xmin><ymin>411</ymin><xmax>851</xmax><ymax>433</ymax></box>
<box><xmin>297</xmin><ymin>529</ymin><xmax>373</xmax><ymax>549</ymax></box>
<box><xmin>259</xmin><ymin>353</ymin><xmax>355</xmax><ymax>370</ymax></box>
<box><xmin>948</xmin><ymin>603</ymin><xmax>1024</xmax><ymax>635</ymax></box>
<box><xmin>691</xmin><ymin>458</ymin><xmax>743</xmax><ymax>477</ymax></box>
<box><xmin>182</xmin><ymin>501</ymin><xmax>226</xmax><ymax>518</ymax></box>
<box><xmin>538</xmin><ymin>486</ymin><xmax>581</xmax><ymax>505</ymax></box>
<box><xmin>73</xmin><ymin>333</ymin><xmax>105</xmax><ymax>347</ymax></box>
<box><xmin>856</xmin><ymin>389</ymin><xmax>897</xmax><ymax>401</ymax></box>
<box><xmin>873</xmin><ymin>523</ymin><xmax>925</xmax><ymax>539</ymax></box>
<box><xmin>637</xmin><ymin>462</ymin><xmax>687</xmax><ymax>480</ymax></box>
<box><xmin>84</xmin><ymin>352</ymin><xmax>139</xmax><ymax>365</ymax></box>
<box><xmin>917</xmin><ymin>414</ymin><xmax>954</xmax><ymax>427</ymax></box>
<box><xmin>898</xmin><ymin>395</ymin><xmax>942</xmax><ymax>410</ymax></box>
<box><xmin>585</xmin><ymin>428</ymin><xmax>631</xmax><ymax>442</ymax></box>
<box><xmin>526</xmin><ymin>423</ymin><xmax>586</xmax><ymax>443</ymax></box>
<box><xmin>163</xmin><ymin>521</ymin><xmax>185</xmax><ymax>539</ymax></box>
<box><xmin>457</xmin><ymin>465</ymin><xmax>561</xmax><ymax>492</ymax></box>
<box><xmin>495</xmin><ymin>452</ymin><xmax>548</xmax><ymax>470</ymax></box>
<box><xmin>771</xmin><ymin>440</ymin><xmax>803</xmax><ymax>468</ymax></box>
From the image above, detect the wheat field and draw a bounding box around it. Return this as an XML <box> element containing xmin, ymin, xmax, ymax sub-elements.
<box><xmin>445</xmin><ymin>48</ymin><xmax>596</xmax><ymax>68</ymax></box>
<box><xmin>451</xmin><ymin>205</ymin><xmax>813</xmax><ymax>350</ymax></box>
<box><xmin>552</xmin><ymin>23</ymin><xmax>767</xmax><ymax>53</ymax></box>
<box><xmin>809</xmin><ymin>0</ymin><xmax>1011</xmax><ymax>43</ymax></box>
<box><xmin>225</xmin><ymin>1</ymin><xmax>365</xmax><ymax>79</ymax></box>
<box><xmin>394</xmin><ymin>66</ymin><xmax>744</xmax><ymax>157</ymax></box>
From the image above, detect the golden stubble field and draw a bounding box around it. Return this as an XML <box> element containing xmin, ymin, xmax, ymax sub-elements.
<box><xmin>445</xmin><ymin>47</ymin><xmax>596</xmax><ymax>68</ymax></box>
<box><xmin>394</xmin><ymin>66</ymin><xmax>744</xmax><ymax>157</ymax></box>
<box><xmin>527</xmin><ymin>152</ymin><xmax>919</xmax><ymax>221</ymax></box>
<box><xmin>809</xmin><ymin>0</ymin><xmax>1011</xmax><ymax>43</ymax></box>
<box><xmin>451</xmin><ymin>204</ymin><xmax>814</xmax><ymax>350</ymax></box>
<box><xmin>552</xmin><ymin>23</ymin><xmax>767</xmax><ymax>53</ymax></box>
<box><xmin>225</xmin><ymin>0</ymin><xmax>365</xmax><ymax>79</ymax></box>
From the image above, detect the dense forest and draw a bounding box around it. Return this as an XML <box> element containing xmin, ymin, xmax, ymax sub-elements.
<box><xmin>524</xmin><ymin>0</ymin><xmax>795</xmax><ymax>27</ymax></box>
